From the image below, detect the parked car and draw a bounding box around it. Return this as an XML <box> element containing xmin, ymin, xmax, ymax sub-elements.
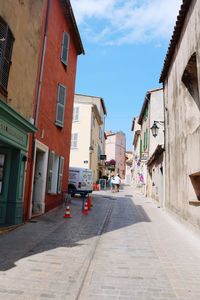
<box><xmin>68</xmin><ymin>167</ymin><xmax>93</xmax><ymax>196</ymax></box>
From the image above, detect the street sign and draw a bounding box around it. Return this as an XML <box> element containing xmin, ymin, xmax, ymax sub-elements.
<box><xmin>100</xmin><ymin>155</ymin><xmax>107</xmax><ymax>160</ymax></box>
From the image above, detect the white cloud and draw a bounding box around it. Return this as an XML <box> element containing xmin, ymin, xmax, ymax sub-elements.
<box><xmin>71</xmin><ymin>0</ymin><xmax>182</xmax><ymax>45</ymax></box>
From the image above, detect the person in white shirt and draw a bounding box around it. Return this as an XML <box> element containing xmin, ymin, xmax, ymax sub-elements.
<box><xmin>114</xmin><ymin>174</ymin><xmax>121</xmax><ymax>192</ymax></box>
<box><xmin>110</xmin><ymin>175</ymin><xmax>115</xmax><ymax>192</ymax></box>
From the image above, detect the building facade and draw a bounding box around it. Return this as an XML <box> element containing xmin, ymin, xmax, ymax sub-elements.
<box><xmin>105</xmin><ymin>131</ymin><xmax>126</xmax><ymax>178</ymax></box>
<box><xmin>137</xmin><ymin>88</ymin><xmax>164</xmax><ymax>201</ymax></box>
<box><xmin>125</xmin><ymin>151</ymin><xmax>133</xmax><ymax>185</ymax></box>
<box><xmin>0</xmin><ymin>0</ymin><xmax>44</xmax><ymax>225</ymax></box>
<box><xmin>69</xmin><ymin>94</ymin><xmax>107</xmax><ymax>183</ymax></box>
<box><xmin>25</xmin><ymin>0</ymin><xmax>84</xmax><ymax>220</ymax></box>
<box><xmin>160</xmin><ymin>0</ymin><xmax>200</xmax><ymax>229</ymax></box>
<box><xmin>131</xmin><ymin>117</ymin><xmax>142</xmax><ymax>188</ymax></box>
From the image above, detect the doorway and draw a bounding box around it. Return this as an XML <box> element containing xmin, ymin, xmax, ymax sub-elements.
<box><xmin>0</xmin><ymin>148</ymin><xmax>11</xmax><ymax>224</ymax></box>
<box><xmin>31</xmin><ymin>141</ymin><xmax>48</xmax><ymax>217</ymax></box>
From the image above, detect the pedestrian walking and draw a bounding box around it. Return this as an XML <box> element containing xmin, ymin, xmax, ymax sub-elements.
<box><xmin>110</xmin><ymin>175</ymin><xmax>116</xmax><ymax>192</ymax></box>
<box><xmin>114</xmin><ymin>174</ymin><xmax>121</xmax><ymax>192</ymax></box>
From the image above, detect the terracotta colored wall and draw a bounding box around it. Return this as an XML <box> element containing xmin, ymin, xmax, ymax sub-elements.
<box><xmin>36</xmin><ymin>0</ymin><xmax>78</xmax><ymax>211</ymax></box>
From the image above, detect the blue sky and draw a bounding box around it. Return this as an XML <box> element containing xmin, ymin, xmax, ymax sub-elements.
<box><xmin>70</xmin><ymin>0</ymin><xmax>182</xmax><ymax>149</ymax></box>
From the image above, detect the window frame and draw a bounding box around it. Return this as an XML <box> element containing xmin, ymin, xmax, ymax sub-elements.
<box><xmin>71</xmin><ymin>133</ymin><xmax>78</xmax><ymax>149</ymax></box>
<box><xmin>0</xmin><ymin>16</ymin><xmax>14</xmax><ymax>94</ymax></box>
<box><xmin>47</xmin><ymin>151</ymin><xmax>64</xmax><ymax>194</ymax></box>
<box><xmin>73</xmin><ymin>106</ymin><xmax>80</xmax><ymax>122</ymax></box>
<box><xmin>61</xmin><ymin>31</ymin><xmax>70</xmax><ymax>67</ymax></box>
<box><xmin>55</xmin><ymin>83</ymin><xmax>66</xmax><ymax>128</ymax></box>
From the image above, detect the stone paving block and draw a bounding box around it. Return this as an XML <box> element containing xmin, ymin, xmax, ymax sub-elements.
<box><xmin>2</xmin><ymin>187</ymin><xmax>200</xmax><ymax>299</ymax></box>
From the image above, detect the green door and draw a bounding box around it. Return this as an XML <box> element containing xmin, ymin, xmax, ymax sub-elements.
<box><xmin>0</xmin><ymin>149</ymin><xmax>11</xmax><ymax>225</ymax></box>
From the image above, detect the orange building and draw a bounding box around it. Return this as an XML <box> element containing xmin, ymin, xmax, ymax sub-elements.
<box><xmin>24</xmin><ymin>0</ymin><xmax>84</xmax><ymax>221</ymax></box>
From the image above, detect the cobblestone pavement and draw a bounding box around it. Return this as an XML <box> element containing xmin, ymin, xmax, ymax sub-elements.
<box><xmin>1</xmin><ymin>187</ymin><xmax>200</xmax><ymax>299</ymax></box>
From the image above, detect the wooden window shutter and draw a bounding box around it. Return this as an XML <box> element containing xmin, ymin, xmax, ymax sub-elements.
<box><xmin>0</xmin><ymin>17</ymin><xmax>14</xmax><ymax>92</ymax></box>
<box><xmin>140</xmin><ymin>139</ymin><xmax>142</xmax><ymax>159</ymax></box>
<box><xmin>47</xmin><ymin>150</ymin><xmax>55</xmax><ymax>193</ymax></box>
<box><xmin>55</xmin><ymin>84</ymin><xmax>66</xmax><ymax>127</ymax></box>
<box><xmin>57</xmin><ymin>156</ymin><xmax>64</xmax><ymax>194</ymax></box>
<box><xmin>71</xmin><ymin>133</ymin><xmax>78</xmax><ymax>149</ymax></box>
<box><xmin>73</xmin><ymin>107</ymin><xmax>79</xmax><ymax>122</ymax></box>
<box><xmin>61</xmin><ymin>31</ymin><xmax>69</xmax><ymax>66</ymax></box>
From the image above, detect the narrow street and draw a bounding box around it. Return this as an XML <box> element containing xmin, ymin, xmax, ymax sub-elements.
<box><xmin>1</xmin><ymin>186</ymin><xmax>200</xmax><ymax>300</ymax></box>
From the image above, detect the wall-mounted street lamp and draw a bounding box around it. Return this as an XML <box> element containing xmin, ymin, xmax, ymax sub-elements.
<box><xmin>151</xmin><ymin>121</ymin><xmax>164</xmax><ymax>138</ymax></box>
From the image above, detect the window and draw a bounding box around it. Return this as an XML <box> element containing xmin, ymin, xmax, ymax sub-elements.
<box><xmin>143</xmin><ymin>129</ymin><xmax>148</xmax><ymax>150</ymax></box>
<box><xmin>55</xmin><ymin>84</ymin><xmax>66</xmax><ymax>127</ymax></box>
<box><xmin>143</xmin><ymin>132</ymin><xmax>146</xmax><ymax>150</ymax></box>
<box><xmin>61</xmin><ymin>31</ymin><xmax>69</xmax><ymax>66</ymax></box>
<box><xmin>144</xmin><ymin>107</ymin><xmax>148</xmax><ymax>121</ymax></box>
<box><xmin>73</xmin><ymin>107</ymin><xmax>79</xmax><ymax>122</ymax></box>
<box><xmin>182</xmin><ymin>52</ymin><xmax>200</xmax><ymax>110</ymax></box>
<box><xmin>189</xmin><ymin>172</ymin><xmax>200</xmax><ymax>201</ymax></box>
<box><xmin>99</xmin><ymin>128</ymin><xmax>103</xmax><ymax>141</ymax></box>
<box><xmin>47</xmin><ymin>151</ymin><xmax>64</xmax><ymax>194</ymax></box>
<box><xmin>71</xmin><ymin>133</ymin><xmax>78</xmax><ymax>149</ymax></box>
<box><xmin>0</xmin><ymin>16</ymin><xmax>14</xmax><ymax>93</ymax></box>
<box><xmin>139</xmin><ymin>139</ymin><xmax>142</xmax><ymax>160</ymax></box>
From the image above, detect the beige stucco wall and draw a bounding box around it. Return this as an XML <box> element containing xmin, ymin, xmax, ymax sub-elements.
<box><xmin>90</xmin><ymin>110</ymin><xmax>100</xmax><ymax>182</ymax></box>
<box><xmin>70</xmin><ymin>103</ymin><xmax>91</xmax><ymax>169</ymax></box>
<box><xmin>146</xmin><ymin>89</ymin><xmax>164</xmax><ymax>200</ymax></box>
<box><xmin>105</xmin><ymin>132</ymin><xmax>126</xmax><ymax>178</ymax></box>
<box><xmin>164</xmin><ymin>0</ymin><xmax>200</xmax><ymax>229</ymax></box>
<box><xmin>70</xmin><ymin>96</ymin><xmax>106</xmax><ymax>183</ymax></box>
<box><xmin>149</xmin><ymin>89</ymin><xmax>164</xmax><ymax>155</ymax></box>
<box><xmin>0</xmin><ymin>0</ymin><xmax>44</xmax><ymax>118</ymax></box>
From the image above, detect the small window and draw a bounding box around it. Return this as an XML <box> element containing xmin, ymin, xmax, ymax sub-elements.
<box><xmin>61</xmin><ymin>31</ymin><xmax>69</xmax><ymax>66</ymax></box>
<box><xmin>189</xmin><ymin>172</ymin><xmax>200</xmax><ymax>201</ymax></box>
<box><xmin>71</xmin><ymin>133</ymin><xmax>78</xmax><ymax>149</ymax></box>
<box><xmin>182</xmin><ymin>52</ymin><xmax>200</xmax><ymax>110</ymax></box>
<box><xmin>73</xmin><ymin>107</ymin><xmax>79</xmax><ymax>122</ymax></box>
<box><xmin>55</xmin><ymin>84</ymin><xmax>66</xmax><ymax>127</ymax></box>
<box><xmin>144</xmin><ymin>107</ymin><xmax>148</xmax><ymax>121</ymax></box>
<box><xmin>0</xmin><ymin>16</ymin><xmax>14</xmax><ymax>93</ymax></box>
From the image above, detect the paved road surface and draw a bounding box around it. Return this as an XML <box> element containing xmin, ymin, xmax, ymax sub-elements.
<box><xmin>1</xmin><ymin>186</ymin><xmax>200</xmax><ymax>299</ymax></box>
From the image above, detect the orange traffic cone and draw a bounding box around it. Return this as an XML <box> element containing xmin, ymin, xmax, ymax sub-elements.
<box><xmin>82</xmin><ymin>201</ymin><xmax>89</xmax><ymax>215</ymax></box>
<box><xmin>64</xmin><ymin>206</ymin><xmax>71</xmax><ymax>218</ymax></box>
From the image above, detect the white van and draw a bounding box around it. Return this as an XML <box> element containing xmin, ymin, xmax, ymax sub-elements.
<box><xmin>68</xmin><ymin>167</ymin><xmax>93</xmax><ymax>195</ymax></box>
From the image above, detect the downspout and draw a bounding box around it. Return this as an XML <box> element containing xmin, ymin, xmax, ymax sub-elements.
<box><xmin>25</xmin><ymin>0</ymin><xmax>51</xmax><ymax>221</ymax></box>
<box><xmin>35</xmin><ymin>0</ymin><xmax>50</xmax><ymax>127</ymax></box>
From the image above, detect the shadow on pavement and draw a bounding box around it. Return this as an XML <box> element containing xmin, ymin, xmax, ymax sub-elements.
<box><xmin>0</xmin><ymin>192</ymin><xmax>151</xmax><ymax>271</ymax></box>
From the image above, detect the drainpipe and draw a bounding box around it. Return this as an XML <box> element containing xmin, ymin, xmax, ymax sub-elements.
<box><xmin>35</xmin><ymin>0</ymin><xmax>50</xmax><ymax>127</ymax></box>
<box><xmin>25</xmin><ymin>0</ymin><xmax>51</xmax><ymax>221</ymax></box>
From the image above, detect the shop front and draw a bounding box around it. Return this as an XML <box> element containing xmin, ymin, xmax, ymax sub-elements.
<box><xmin>0</xmin><ymin>100</ymin><xmax>36</xmax><ymax>226</ymax></box>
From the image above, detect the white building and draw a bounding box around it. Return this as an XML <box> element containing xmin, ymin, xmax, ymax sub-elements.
<box><xmin>131</xmin><ymin>117</ymin><xmax>142</xmax><ymax>188</ymax></box>
<box><xmin>70</xmin><ymin>94</ymin><xmax>107</xmax><ymax>182</ymax></box>
<box><xmin>125</xmin><ymin>151</ymin><xmax>133</xmax><ymax>185</ymax></box>
<box><xmin>137</xmin><ymin>88</ymin><xmax>164</xmax><ymax>203</ymax></box>
<box><xmin>105</xmin><ymin>131</ymin><xmax>126</xmax><ymax>178</ymax></box>
<box><xmin>160</xmin><ymin>0</ymin><xmax>200</xmax><ymax>229</ymax></box>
